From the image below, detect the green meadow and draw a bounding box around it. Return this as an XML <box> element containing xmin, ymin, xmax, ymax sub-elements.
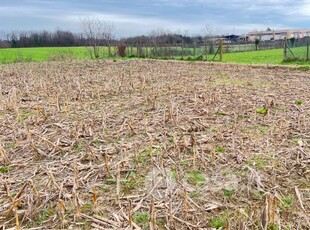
<box><xmin>223</xmin><ymin>49</ymin><xmax>284</xmax><ymax>64</ymax></box>
<box><xmin>0</xmin><ymin>47</ymin><xmax>116</xmax><ymax>63</ymax></box>
<box><xmin>0</xmin><ymin>46</ymin><xmax>309</xmax><ymax>65</ymax></box>
<box><xmin>224</xmin><ymin>46</ymin><xmax>309</xmax><ymax>65</ymax></box>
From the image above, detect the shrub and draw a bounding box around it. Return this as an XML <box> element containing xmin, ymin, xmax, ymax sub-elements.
<box><xmin>117</xmin><ymin>44</ymin><xmax>126</xmax><ymax>57</ymax></box>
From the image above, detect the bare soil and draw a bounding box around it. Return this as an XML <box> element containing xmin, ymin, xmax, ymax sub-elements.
<box><xmin>0</xmin><ymin>60</ymin><xmax>309</xmax><ymax>229</ymax></box>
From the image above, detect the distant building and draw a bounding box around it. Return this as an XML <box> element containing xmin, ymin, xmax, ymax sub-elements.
<box><xmin>248</xmin><ymin>29</ymin><xmax>310</xmax><ymax>41</ymax></box>
<box><xmin>223</xmin><ymin>35</ymin><xmax>239</xmax><ymax>43</ymax></box>
<box><xmin>223</xmin><ymin>34</ymin><xmax>249</xmax><ymax>43</ymax></box>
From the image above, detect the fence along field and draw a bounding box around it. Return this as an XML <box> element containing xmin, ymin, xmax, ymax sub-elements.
<box><xmin>284</xmin><ymin>38</ymin><xmax>310</xmax><ymax>62</ymax></box>
<box><xmin>0</xmin><ymin>60</ymin><xmax>309</xmax><ymax>229</ymax></box>
<box><xmin>0</xmin><ymin>38</ymin><xmax>310</xmax><ymax>64</ymax></box>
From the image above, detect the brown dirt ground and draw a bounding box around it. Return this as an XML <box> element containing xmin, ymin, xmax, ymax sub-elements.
<box><xmin>0</xmin><ymin>60</ymin><xmax>309</xmax><ymax>229</ymax></box>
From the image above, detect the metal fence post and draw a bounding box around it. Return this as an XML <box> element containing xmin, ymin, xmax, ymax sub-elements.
<box><xmin>283</xmin><ymin>38</ymin><xmax>287</xmax><ymax>61</ymax></box>
<box><xmin>137</xmin><ymin>45</ymin><xmax>139</xmax><ymax>58</ymax></box>
<box><xmin>220</xmin><ymin>39</ymin><xmax>223</xmax><ymax>62</ymax></box>
<box><xmin>181</xmin><ymin>41</ymin><xmax>184</xmax><ymax>60</ymax></box>
<box><xmin>205</xmin><ymin>41</ymin><xmax>208</xmax><ymax>61</ymax></box>
<box><xmin>307</xmin><ymin>37</ymin><xmax>309</xmax><ymax>61</ymax></box>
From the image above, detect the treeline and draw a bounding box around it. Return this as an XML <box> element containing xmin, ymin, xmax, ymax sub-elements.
<box><xmin>0</xmin><ymin>30</ymin><xmax>117</xmax><ymax>48</ymax></box>
<box><xmin>0</xmin><ymin>29</ymin><xmax>208</xmax><ymax>48</ymax></box>
<box><xmin>121</xmin><ymin>34</ymin><xmax>205</xmax><ymax>46</ymax></box>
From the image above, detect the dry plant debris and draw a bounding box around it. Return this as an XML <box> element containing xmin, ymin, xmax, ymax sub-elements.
<box><xmin>0</xmin><ymin>60</ymin><xmax>309</xmax><ymax>229</ymax></box>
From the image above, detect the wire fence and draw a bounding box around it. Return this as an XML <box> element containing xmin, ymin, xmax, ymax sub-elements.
<box><xmin>284</xmin><ymin>37</ymin><xmax>310</xmax><ymax>62</ymax></box>
<box><xmin>120</xmin><ymin>40</ymin><xmax>290</xmax><ymax>61</ymax></box>
<box><xmin>123</xmin><ymin>44</ymin><xmax>223</xmax><ymax>61</ymax></box>
<box><xmin>224</xmin><ymin>40</ymin><xmax>285</xmax><ymax>53</ymax></box>
<box><xmin>1</xmin><ymin>38</ymin><xmax>309</xmax><ymax>63</ymax></box>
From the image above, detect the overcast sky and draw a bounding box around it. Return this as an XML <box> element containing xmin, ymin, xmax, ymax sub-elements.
<box><xmin>1</xmin><ymin>0</ymin><xmax>310</xmax><ymax>37</ymax></box>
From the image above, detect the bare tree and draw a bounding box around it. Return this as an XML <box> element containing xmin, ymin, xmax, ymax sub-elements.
<box><xmin>202</xmin><ymin>24</ymin><xmax>221</xmax><ymax>54</ymax></box>
<box><xmin>79</xmin><ymin>17</ymin><xmax>115</xmax><ymax>59</ymax></box>
<box><xmin>253</xmin><ymin>29</ymin><xmax>263</xmax><ymax>51</ymax></box>
<box><xmin>0</xmin><ymin>31</ymin><xmax>10</xmax><ymax>48</ymax></box>
<box><xmin>0</xmin><ymin>31</ymin><xmax>6</xmax><ymax>41</ymax></box>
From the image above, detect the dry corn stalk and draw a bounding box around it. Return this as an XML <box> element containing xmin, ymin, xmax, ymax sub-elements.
<box><xmin>73</xmin><ymin>161</ymin><xmax>79</xmax><ymax>188</ymax></box>
<box><xmin>149</xmin><ymin>198</ymin><xmax>156</xmax><ymax>230</ymax></box>
<box><xmin>73</xmin><ymin>191</ymin><xmax>81</xmax><ymax>221</ymax></box>
<box><xmin>183</xmin><ymin>188</ymin><xmax>189</xmax><ymax>219</ymax></box>
<box><xmin>0</xmin><ymin>145</ymin><xmax>10</xmax><ymax>165</ymax></box>
<box><xmin>92</xmin><ymin>187</ymin><xmax>98</xmax><ymax>214</ymax></box>
<box><xmin>56</xmin><ymin>94</ymin><xmax>61</xmax><ymax>111</ymax></box>
<box><xmin>128</xmin><ymin>118</ymin><xmax>136</xmax><ymax>134</ymax></box>
<box><xmin>7</xmin><ymin>87</ymin><xmax>18</xmax><ymax>110</ymax></box>
<box><xmin>261</xmin><ymin>196</ymin><xmax>269</xmax><ymax>230</ymax></box>
<box><xmin>4</xmin><ymin>182</ymin><xmax>23</xmax><ymax>230</ymax></box>
<box><xmin>128</xmin><ymin>199</ymin><xmax>133</xmax><ymax>228</ymax></box>
<box><xmin>72</xmin><ymin>161</ymin><xmax>81</xmax><ymax>221</ymax></box>
<box><xmin>28</xmin><ymin>179</ymin><xmax>39</xmax><ymax>199</ymax></box>
<box><xmin>168</xmin><ymin>191</ymin><xmax>174</xmax><ymax>227</ymax></box>
<box><xmin>192</xmin><ymin>147</ymin><xmax>197</xmax><ymax>170</ymax></box>
<box><xmin>116</xmin><ymin>165</ymin><xmax>121</xmax><ymax>205</ymax></box>
<box><xmin>295</xmin><ymin>186</ymin><xmax>305</xmax><ymax>211</ymax></box>
<box><xmin>14</xmin><ymin>205</ymin><xmax>21</xmax><ymax>230</ymax></box>
<box><xmin>47</xmin><ymin>170</ymin><xmax>61</xmax><ymax>191</ymax></box>
<box><xmin>58</xmin><ymin>199</ymin><xmax>66</xmax><ymax>228</ymax></box>
<box><xmin>0</xmin><ymin>84</ymin><xmax>3</xmax><ymax>110</ymax></box>
<box><xmin>261</xmin><ymin>194</ymin><xmax>279</xmax><ymax>230</ymax></box>
<box><xmin>103</xmin><ymin>153</ymin><xmax>111</xmax><ymax>177</ymax></box>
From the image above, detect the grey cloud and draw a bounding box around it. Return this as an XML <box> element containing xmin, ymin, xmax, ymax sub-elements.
<box><xmin>0</xmin><ymin>0</ymin><xmax>309</xmax><ymax>36</ymax></box>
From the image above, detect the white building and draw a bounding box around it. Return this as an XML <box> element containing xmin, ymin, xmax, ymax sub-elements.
<box><xmin>248</xmin><ymin>29</ymin><xmax>310</xmax><ymax>41</ymax></box>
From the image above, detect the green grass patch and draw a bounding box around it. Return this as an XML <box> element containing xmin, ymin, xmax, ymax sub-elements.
<box><xmin>92</xmin><ymin>139</ymin><xmax>101</xmax><ymax>147</ymax></box>
<box><xmin>36</xmin><ymin>208</ymin><xmax>52</xmax><ymax>225</ymax></box>
<box><xmin>246</xmin><ymin>155</ymin><xmax>267</xmax><ymax>169</ymax></box>
<box><xmin>257</xmin><ymin>107</ymin><xmax>268</xmax><ymax>115</ymax></box>
<box><xmin>0</xmin><ymin>166</ymin><xmax>13</xmax><ymax>173</ymax></box>
<box><xmin>280</xmin><ymin>195</ymin><xmax>294</xmax><ymax>209</ymax></box>
<box><xmin>123</xmin><ymin>172</ymin><xmax>144</xmax><ymax>191</ymax></box>
<box><xmin>295</xmin><ymin>100</ymin><xmax>303</xmax><ymax>105</ymax></box>
<box><xmin>186</xmin><ymin>170</ymin><xmax>205</xmax><ymax>186</ymax></box>
<box><xmin>100</xmin><ymin>185</ymin><xmax>110</xmax><ymax>192</ymax></box>
<box><xmin>251</xmin><ymin>191</ymin><xmax>264</xmax><ymax>201</ymax></box>
<box><xmin>215</xmin><ymin>146</ymin><xmax>225</xmax><ymax>153</ymax></box>
<box><xmin>132</xmin><ymin>212</ymin><xmax>149</xmax><ymax>226</ymax></box>
<box><xmin>189</xmin><ymin>190</ymin><xmax>201</xmax><ymax>198</ymax></box>
<box><xmin>268</xmin><ymin>223</ymin><xmax>280</xmax><ymax>230</ymax></box>
<box><xmin>223</xmin><ymin>189</ymin><xmax>234</xmax><ymax>199</ymax></box>
<box><xmin>209</xmin><ymin>213</ymin><xmax>228</xmax><ymax>228</ymax></box>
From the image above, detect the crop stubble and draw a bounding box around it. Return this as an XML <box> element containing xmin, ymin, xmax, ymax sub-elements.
<box><xmin>0</xmin><ymin>60</ymin><xmax>309</xmax><ymax>229</ymax></box>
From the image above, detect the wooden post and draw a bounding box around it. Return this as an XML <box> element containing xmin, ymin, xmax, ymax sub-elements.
<box><xmin>205</xmin><ymin>41</ymin><xmax>208</xmax><ymax>61</ymax></box>
<box><xmin>219</xmin><ymin>39</ymin><xmax>223</xmax><ymax>62</ymax></box>
<box><xmin>145</xmin><ymin>44</ymin><xmax>148</xmax><ymax>58</ymax></box>
<box><xmin>283</xmin><ymin>38</ymin><xmax>287</xmax><ymax>61</ymax></box>
<box><xmin>181</xmin><ymin>41</ymin><xmax>184</xmax><ymax>60</ymax></box>
<box><xmin>185</xmin><ymin>43</ymin><xmax>187</xmax><ymax>59</ymax></box>
<box><xmin>108</xmin><ymin>44</ymin><xmax>111</xmax><ymax>57</ymax></box>
<box><xmin>307</xmin><ymin>37</ymin><xmax>309</xmax><ymax>61</ymax></box>
<box><xmin>168</xmin><ymin>45</ymin><xmax>171</xmax><ymax>59</ymax></box>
